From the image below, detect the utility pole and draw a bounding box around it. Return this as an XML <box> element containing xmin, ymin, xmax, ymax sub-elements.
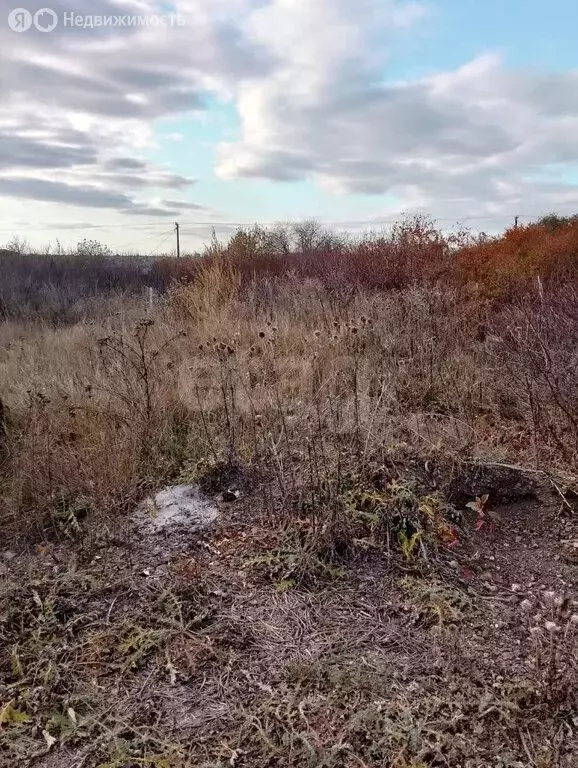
<box><xmin>175</xmin><ymin>221</ymin><xmax>181</xmax><ymax>258</ymax></box>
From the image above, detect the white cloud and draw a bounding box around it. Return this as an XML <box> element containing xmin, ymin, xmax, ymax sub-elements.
<box><xmin>0</xmin><ymin>0</ymin><xmax>268</xmax><ymax>214</ymax></box>
<box><xmin>217</xmin><ymin>0</ymin><xmax>578</xmax><ymax>219</ymax></box>
<box><xmin>1</xmin><ymin>0</ymin><xmax>578</xmax><ymax>229</ymax></box>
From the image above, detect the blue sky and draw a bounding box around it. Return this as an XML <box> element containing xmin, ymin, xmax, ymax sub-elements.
<box><xmin>422</xmin><ymin>1</ymin><xmax>578</xmax><ymax>72</ymax></box>
<box><xmin>1</xmin><ymin>0</ymin><xmax>578</xmax><ymax>252</ymax></box>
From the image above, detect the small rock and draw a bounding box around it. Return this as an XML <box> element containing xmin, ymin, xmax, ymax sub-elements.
<box><xmin>221</xmin><ymin>489</ymin><xmax>240</xmax><ymax>503</ymax></box>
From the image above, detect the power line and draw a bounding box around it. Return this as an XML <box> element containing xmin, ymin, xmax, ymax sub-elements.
<box><xmin>145</xmin><ymin>231</ymin><xmax>175</xmax><ymax>258</ymax></box>
<box><xmin>176</xmin><ymin>213</ymin><xmax>545</xmax><ymax>228</ymax></box>
<box><xmin>0</xmin><ymin>225</ymin><xmax>173</xmax><ymax>236</ymax></box>
<box><xmin>0</xmin><ymin>212</ymin><xmax>553</xmax><ymax>237</ymax></box>
<box><xmin>111</xmin><ymin>229</ymin><xmax>176</xmax><ymax>254</ymax></box>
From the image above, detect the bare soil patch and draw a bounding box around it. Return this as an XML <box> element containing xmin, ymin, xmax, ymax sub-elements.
<box><xmin>1</xmin><ymin>462</ymin><xmax>576</xmax><ymax>768</ymax></box>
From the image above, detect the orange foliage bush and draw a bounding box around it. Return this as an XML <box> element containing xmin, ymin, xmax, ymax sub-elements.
<box><xmin>456</xmin><ymin>218</ymin><xmax>578</xmax><ymax>297</ymax></box>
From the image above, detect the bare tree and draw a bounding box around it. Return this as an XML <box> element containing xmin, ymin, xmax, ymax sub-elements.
<box><xmin>3</xmin><ymin>235</ymin><xmax>30</xmax><ymax>255</ymax></box>
<box><xmin>266</xmin><ymin>223</ymin><xmax>292</xmax><ymax>255</ymax></box>
<box><xmin>292</xmin><ymin>219</ymin><xmax>326</xmax><ymax>252</ymax></box>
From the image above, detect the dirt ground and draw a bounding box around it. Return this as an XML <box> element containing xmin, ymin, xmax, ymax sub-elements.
<box><xmin>1</xmin><ymin>465</ymin><xmax>577</xmax><ymax>768</ymax></box>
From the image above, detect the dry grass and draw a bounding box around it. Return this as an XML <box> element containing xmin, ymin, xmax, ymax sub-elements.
<box><xmin>0</xmin><ymin>246</ymin><xmax>577</xmax><ymax>767</ymax></box>
<box><xmin>0</xmin><ymin>262</ymin><xmax>575</xmax><ymax>542</ymax></box>
<box><xmin>1</xmin><ymin>521</ymin><xmax>576</xmax><ymax>766</ymax></box>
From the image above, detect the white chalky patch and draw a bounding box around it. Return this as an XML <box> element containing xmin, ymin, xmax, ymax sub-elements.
<box><xmin>137</xmin><ymin>484</ymin><xmax>218</xmax><ymax>534</ymax></box>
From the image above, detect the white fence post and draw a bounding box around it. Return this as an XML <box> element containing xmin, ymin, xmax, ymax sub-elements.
<box><xmin>144</xmin><ymin>286</ymin><xmax>155</xmax><ymax>314</ymax></box>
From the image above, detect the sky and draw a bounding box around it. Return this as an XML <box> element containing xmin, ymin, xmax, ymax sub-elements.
<box><xmin>1</xmin><ymin>0</ymin><xmax>578</xmax><ymax>254</ymax></box>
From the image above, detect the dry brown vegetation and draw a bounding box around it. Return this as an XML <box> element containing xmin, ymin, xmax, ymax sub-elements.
<box><xmin>0</xmin><ymin>218</ymin><xmax>577</xmax><ymax>767</ymax></box>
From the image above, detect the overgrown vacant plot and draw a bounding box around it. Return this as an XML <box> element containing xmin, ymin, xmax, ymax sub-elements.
<box><xmin>0</xmin><ymin>220</ymin><xmax>577</xmax><ymax>767</ymax></box>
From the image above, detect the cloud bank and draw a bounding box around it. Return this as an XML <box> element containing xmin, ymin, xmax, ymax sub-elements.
<box><xmin>1</xmin><ymin>0</ymin><xmax>578</xmax><ymax>224</ymax></box>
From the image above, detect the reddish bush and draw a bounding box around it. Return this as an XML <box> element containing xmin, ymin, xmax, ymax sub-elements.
<box><xmin>17</xmin><ymin>215</ymin><xmax>572</xmax><ymax>313</ymax></box>
<box><xmin>456</xmin><ymin>219</ymin><xmax>578</xmax><ymax>297</ymax></box>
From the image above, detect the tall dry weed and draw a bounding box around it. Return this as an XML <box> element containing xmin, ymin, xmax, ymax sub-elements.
<box><xmin>0</xmin><ymin>254</ymin><xmax>575</xmax><ymax>541</ymax></box>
